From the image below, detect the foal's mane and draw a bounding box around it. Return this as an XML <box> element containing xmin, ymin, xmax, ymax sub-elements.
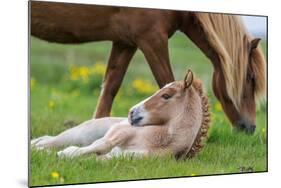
<box><xmin>192</xmin><ymin>13</ymin><xmax>266</xmax><ymax>108</ymax></box>
<box><xmin>176</xmin><ymin>79</ymin><xmax>211</xmax><ymax>159</ymax></box>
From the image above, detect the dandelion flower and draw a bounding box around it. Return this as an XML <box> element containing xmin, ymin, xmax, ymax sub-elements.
<box><xmin>79</xmin><ymin>66</ymin><xmax>90</xmax><ymax>82</ymax></box>
<box><xmin>132</xmin><ymin>79</ymin><xmax>157</xmax><ymax>94</ymax></box>
<box><xmin>262</xmin><ymin>128</ymin><xmax>266</xmax><ymax>133</ymax></box>
<box><xmin>70</xmin><ymin>65</ymin><xmax>79</xmax><ymax>81</ymax></box>
<box><xmin>30</xmin><ymin>78</ymin><xmax>36</xmax><ymax>89</ymax></box>
<box><xmin>91</xmin><ymin>62</ymin><xmax>106</xmax><ymax>75</ymax></box>
<box><xmin>48</xmin><ymin>100</ymin><xmax>55</xmax><ymax>109</ymax></box>
<box><xmin>191</xmin><ymin>173</ymin><xmax>197</xmax><ymax>176</ymax></box>
<box><xmin>51</xmin><ymin>171</ymin><xmax>60</xmax><ymax>179</ymax></box>
<box><xmin>215</xmin><ymin>102</ymin><xmax>222</xmax><ymax>112</ymax></box>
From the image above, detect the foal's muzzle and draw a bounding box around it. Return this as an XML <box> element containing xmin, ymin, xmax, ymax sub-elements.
<box><xmin>129</xmin><ymin>108</ymin><xmax>143</xmax><ymax>126</ymax></box>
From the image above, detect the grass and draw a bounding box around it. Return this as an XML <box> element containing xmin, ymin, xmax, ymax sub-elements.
<box><xmin>30</xmin><ymin>32</ymin><xmax>267</xmax><ymax>187</ymax></box>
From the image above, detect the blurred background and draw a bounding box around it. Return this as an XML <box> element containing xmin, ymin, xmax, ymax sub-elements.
<box><xmin>242</xmin><ymin>16</ymin><xmax>267</xmax><ymax>39</ymax></box>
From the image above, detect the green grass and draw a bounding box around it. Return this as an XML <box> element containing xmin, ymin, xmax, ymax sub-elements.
<box><xmin>30</xmin><ymin>33</ymin><xmax>267</xmax><ymax>186</ymax></box>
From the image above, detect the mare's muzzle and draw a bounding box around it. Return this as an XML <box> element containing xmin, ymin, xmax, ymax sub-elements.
<box><xmin>235</xmin><ymin>118</ymin><xmax>256</xmax><ymax>134</ymax></box>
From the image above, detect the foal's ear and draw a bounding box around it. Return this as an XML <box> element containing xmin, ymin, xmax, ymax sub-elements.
<box><xmin>184</xmin><ymin>69</ymin><xmax>193</xmax><ymax>89</ymax></box>
<box><xmin>250</xmin><ymin>38</ymin><xmax>261</xmax><ymax>51</ymax></box>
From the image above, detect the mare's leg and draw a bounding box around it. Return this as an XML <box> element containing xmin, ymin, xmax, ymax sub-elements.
<box><xmin>94</xmin><ymin>43</ymin><xmax>137</xmax><ymax>118</ymax></box>
<box><xmin>137</xmin><ymin>32</ymin><xmax>174</xmax><ymax>87</ymax></box>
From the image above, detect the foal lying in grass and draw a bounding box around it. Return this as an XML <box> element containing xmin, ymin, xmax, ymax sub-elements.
<box><xmin>31</xmin><ymin>70</ymin><xmax>210</xmax><ymax>159</ymax></box>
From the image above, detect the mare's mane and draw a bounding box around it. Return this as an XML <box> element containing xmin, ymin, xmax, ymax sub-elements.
<box><xmin>192</xmin><ymin>13</ymin><xmax>266</xmax><ymax>108</ymax></box>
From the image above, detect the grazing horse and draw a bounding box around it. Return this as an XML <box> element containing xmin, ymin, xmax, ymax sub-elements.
<box><xmin>31</xmin><ymin>70</ymin><xmax>210</xmax><ymax>159</ymax></box>
<box><xmin>30</xmin><ymin>1</ymin><xmax>266</xmax><ymax>134</ymax></box>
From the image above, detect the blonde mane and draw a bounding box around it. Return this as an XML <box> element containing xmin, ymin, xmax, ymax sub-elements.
<box><xmin>176</xmin><ymin>79</ymin><xmax>211</xmax><ymax>159</ymax></box>
<box><xmin>193</xmin><ymin>13</ymin><xmax>266</xmax><ymax>108</ymax></box>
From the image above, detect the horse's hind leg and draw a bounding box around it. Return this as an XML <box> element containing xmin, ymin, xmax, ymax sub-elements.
<box><xmin>94</xmin><ymin>43</ymin><xmax>137</xmax><ymax>118</ymax></box>
<box><xmin>31</xmin><ymin>118</ymin><xmax>117</xmax><ymax>150</ymax></box>
<box><xmin>138</xmin><ymin>31</ymin><xmax>175</xmax><ymax>88</ymax></box>
<box><xmin>31</xmin><ymin>135</ymin><xmax>53</xmax><ymax>146</ymax></box>
<box><xmin>31</xmin><ymin>136</ymin><xmax>63</xmax><ymax>150</ymax></box>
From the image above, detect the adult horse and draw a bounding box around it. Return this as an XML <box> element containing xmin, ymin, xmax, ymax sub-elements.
<box><xmin>30</xmin><ymin>1</ymin><xmax>266</xmax><ymax>134</ymax></box>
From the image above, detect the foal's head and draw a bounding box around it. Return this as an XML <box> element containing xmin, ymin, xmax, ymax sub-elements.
<box><xmin>129</xmin><ymin>70</ymin><xmax>198</xmax><ymax>126</ymax></box>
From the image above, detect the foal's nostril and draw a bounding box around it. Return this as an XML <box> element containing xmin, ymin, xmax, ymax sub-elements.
<box><xmin>128</xmin><ymin>108</ymin><xmax>143</xmax><ymax>126</ymax></box>
<box><xmin>130</xmin><ymin>109</ymin><xmax>134</xmax><ymax>115</ymax></box>
<box><xmin>130</xmin><ymin>109</ymin><xmax>135</xmax><ymax>118</ymax></box>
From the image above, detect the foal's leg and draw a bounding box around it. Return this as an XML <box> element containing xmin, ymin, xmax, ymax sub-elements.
<box><xmin>31</xmin><ymin>118</ymin><xmax>117</xmax><ymax>150</ymax></box>
<box><xmin>57</xmin><ymin>123</ymin><xmax>132</xmax><ymax>158</ymax></box>
<box><xmin>57</xmin><ymin>137</ymin><xmax>113</xmax><ymax>158</ymax></box>
<box><xmin>138</xmin><ymin>32</ymin><xmax>174</xmax><ymax>88</ymax></box>
<box><xmin>94</xmin><ymin>43</ymin><xmax>137</xmax><ymax>118</ymax></box>
<box><xmin>31</xmin><ymin>135</ymin><xmax>53</xmax><ymax>146</ymax></box>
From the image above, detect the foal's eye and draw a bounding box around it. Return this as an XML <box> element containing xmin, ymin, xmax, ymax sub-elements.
<box><xmin>161</xmin><ymin>94</ymin><xmax>171</xmax><ymax>100</ymax></box>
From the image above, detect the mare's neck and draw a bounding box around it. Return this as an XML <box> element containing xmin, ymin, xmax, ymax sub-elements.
<box><xmin>180</xmin><ymin>13</ymin><xmax>221</xmax><ymax>68</ymax></box>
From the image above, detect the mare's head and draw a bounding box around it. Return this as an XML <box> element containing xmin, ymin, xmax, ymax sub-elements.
<box><xmin>212</xmin><ymin>38</ymin><xmax>266</xmax><ymax>134</ymax></box>
<box><xmin>181</xmin><ymin>13</ymin><xmax>266</xmax><ymax>134</ymax></box>
<box><xmin>129</xmin><ymin>70</ymin><xmax>201</xmax><ymax>127</ymax></box>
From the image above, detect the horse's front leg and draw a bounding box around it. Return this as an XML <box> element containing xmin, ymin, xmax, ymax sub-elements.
<box><xmin>94</xmin><ymin>42</ymin><xmax>137</xmax><ymax>118</ymax></box>
<box><xmin>137</xmin><ymin>32</ymin><xmax>175</xmax><ymax>88</ymax></box>
<box><xmin>57</xmin><ymin>138</ymin><xmax>111</xmax><ymax>158</ymax></box>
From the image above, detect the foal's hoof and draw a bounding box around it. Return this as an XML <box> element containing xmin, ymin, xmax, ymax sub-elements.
<box><xmin>57</xmin><ymin>146</ymin><xmax>81</xmax><ymax>158</ymax></box>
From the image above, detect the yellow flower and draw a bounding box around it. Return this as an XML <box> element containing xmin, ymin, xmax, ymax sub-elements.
<box><xmin>132</xmin><ymin>79</ymin><xmax>157</xmax><ymax>94</ymax></box>
<box><xmin>69</xmin><ymin>63</ymin><xmax>105</xmax><ymax>82</ymax></box>
<box><xmin>51</xmin><ymin>171</ymin><xmax>60</xmax><ymax>179</ymax></box>
<box><xmin>70</xmin><ymin>65</ymin><xmax>91</xmax><ymax>82</ymax></box>
<box><xmin>79</xmin><ymin>66</ymin><xmax>90</xmax><ymax>81</ymax></box>
<box><xmin>70</xmin><ymin>65</ymin><xmax>79</xmax><ymax>81</ymax></box>
<box><xmin>30</xmin><ymin>78</ymin><xmax>36</xmax><ymax>89</ymax></box>
<box><xmin>91</xmin><ymin>62</ymin><xmax>106</xmax><ymax>75</ymax></box>
<box><xmin>262</xmin><ymin>128</ymin><xmax>266</xmax><ymax>133</ymax></box>
<box><xmin>191</xmin><ymin>173</ymin><xmax>197</xmax><ymax>176</ymax></box>
<box><xmin>48</xmin><ymin>100</ymin><xmax>55</xmax><ymax>109</ymax></box>
<box><xmin>215</xmin><ymin>102</ymin><xmax>222</xmax><ymax>112</ymax></box>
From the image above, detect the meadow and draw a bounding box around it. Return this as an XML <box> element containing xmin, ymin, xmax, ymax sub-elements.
<box><xmin>30</xmin><ymin>32</ymin><xmax>267</xmax><ymax>186</ymax></box>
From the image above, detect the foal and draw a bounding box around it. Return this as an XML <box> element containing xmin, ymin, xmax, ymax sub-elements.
<box><xmin>31</xmin><ymin>70</ymin><xmax>210</xmax><ymax>159</ymax></box>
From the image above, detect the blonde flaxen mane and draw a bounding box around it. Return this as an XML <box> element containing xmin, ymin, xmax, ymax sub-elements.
<box><xmin>193</xmin><ymin>13</ymin><xmax>266</xmax><ymax>108</ymax></box>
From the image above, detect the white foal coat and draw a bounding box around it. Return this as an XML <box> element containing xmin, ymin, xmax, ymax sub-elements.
<box><xmin>32</xmin><ymin>117</ymin><xmax>157</xmax><ymax>158</ymax></box>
